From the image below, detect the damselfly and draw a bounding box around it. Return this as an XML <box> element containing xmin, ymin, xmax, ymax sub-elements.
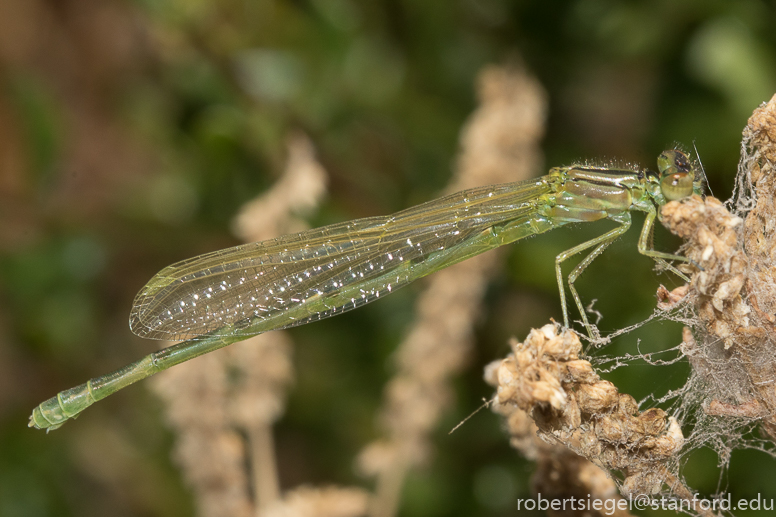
<box><xmin>30</xmin><ymin>149</ymin><xmax>702</xmax><ymax>431</ymax></box>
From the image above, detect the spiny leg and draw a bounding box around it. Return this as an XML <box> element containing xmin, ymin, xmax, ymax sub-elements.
<box><xmin>566</xmin><ymin>241</ymin><xmax>614</xmax><ymax>338</ymax></box>
<box><xmin>568</xmin><ymin>221</ymin><xmax>632</xmax><ymax>338</ymax></box>
<box><xmin>645</xmin><ymin>209</ymin><xmax>683</xmax><ymax>278</ymax></box>
<box><xmin>637</xmin><ymin>207</ymin><xmax>691</xmax><ymax>282</ymax></box>
<box><xmin>555</xmin><ymin>213</ymin><xmax>631</xmax><ymax>337</ymax></box>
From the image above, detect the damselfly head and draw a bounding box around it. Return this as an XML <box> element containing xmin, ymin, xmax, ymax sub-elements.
<box><xmin>657</xmin><ymin>149</ymin><xmax>696</xmax><ymax>202</ymax></box>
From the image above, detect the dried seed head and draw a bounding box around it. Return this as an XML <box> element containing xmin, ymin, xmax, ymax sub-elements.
<box><xmin>489</xmin><ymin>325</ymin><xmax>687</xmax><ymax>501</ymax></box>
<box><xmin>576</xmin><ymin>381</ymin><xmax>619</xmax><ymax>413</ymax></box>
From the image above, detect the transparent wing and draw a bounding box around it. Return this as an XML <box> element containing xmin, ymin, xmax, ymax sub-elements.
<box><xmin>129</xmin><ymin>178</ymin><xmax>553</xmax><ymax>341</ymax></box>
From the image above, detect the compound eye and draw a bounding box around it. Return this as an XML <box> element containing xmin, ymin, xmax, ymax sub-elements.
<box><xmin>661</xmin><ymin>172</ymin><xmax>694</xmax><ymax>201</ymax></box>
<box><xmin>658</xmin><ymin>149</ymin><xmax>692</xmax><ymax>175</ymax></box>
<box><xmin>657</xmin><ymin>149</ymin><xmax>695</xmax><ymax>201</ymax></box>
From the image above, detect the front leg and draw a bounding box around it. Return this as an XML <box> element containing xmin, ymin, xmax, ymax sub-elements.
<box><xmin>637</xmin><ymin>205</ymin><xmax>691</xmax><ymax>282</ymax></box>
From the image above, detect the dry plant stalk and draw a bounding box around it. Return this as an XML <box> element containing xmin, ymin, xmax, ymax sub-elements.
<box><xmin>483</xmin><ymin>94</ymin><xmax>776</xmax><ymax>517</ymax></box>
<box><xmin>483</xmin><ymin>365</ymin><xmax>634</xmax><ymax>517</ymax></box>
<box><xmin>259</xmin><ymin>486</ymin><xmax>371</xmax><ymax>517</ymax></box>
<box><xmin>355</xmin><ymin>64</ymin><xmax>548</xmax><ymax>517</ymax></box>
<box><xmin>487</xmin><ymin>325</ymin><xmax>687</xmax><ymax>516</ymax></box>
<box><xmin>151</xmin><ymin>133</ymin><xmax>329</xmax><ymax>517</ymax></box>
<box><xmin>660</xmin><ymin>93</ymin><xmax>776</xmax><ymax>441</ymax></box>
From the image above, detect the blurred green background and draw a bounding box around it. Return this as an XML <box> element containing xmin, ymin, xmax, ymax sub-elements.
<box><xmin>1</xmin><ymin>0</ymin><xmax>775</xmax><ymax>516</ymax></box>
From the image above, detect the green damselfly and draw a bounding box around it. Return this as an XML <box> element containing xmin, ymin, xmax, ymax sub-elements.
<box><xmin>29</xmin><ymin>149</ymin><xmax>702</xmax><ymax>431</ymax></box>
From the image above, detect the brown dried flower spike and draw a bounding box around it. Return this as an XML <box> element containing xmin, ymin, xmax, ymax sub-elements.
<box><xmin>659</xmin><ymin>94</ymin><xmax>776</xmax><ymax>441</ymax></box>
<box><xmin>490</xmin><ymin>324</ymin><xmax>685</xmax><ymax>497</ymax></box>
